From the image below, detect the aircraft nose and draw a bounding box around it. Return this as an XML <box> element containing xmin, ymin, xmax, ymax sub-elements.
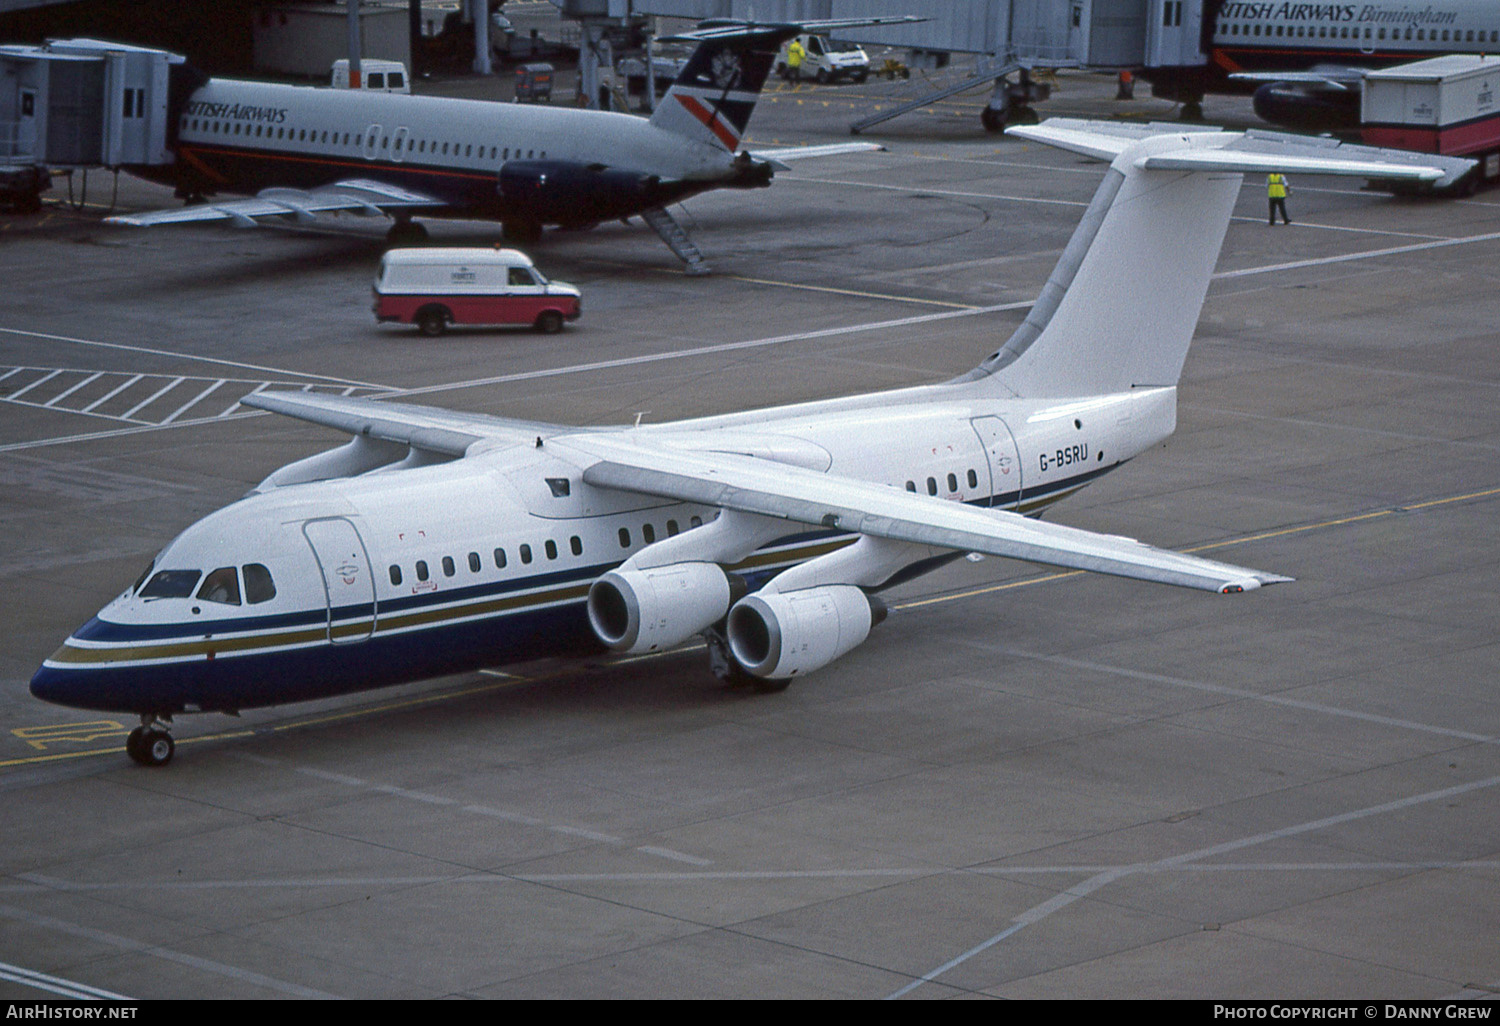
<box><xmin>30</xmin><ymin>664</ymin><xmax>76</xmax><ymax>707</ymax></box>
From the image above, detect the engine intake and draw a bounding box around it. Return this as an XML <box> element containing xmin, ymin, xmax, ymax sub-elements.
<box><xmin>726</xmin><ymin>585</ymin><xmax>887</xmax><ymax>681</ymax></box>
<box><xmin>587</xmin><ymin>562</ymin><xmax>737</xmax><ymax>655</ymax></box>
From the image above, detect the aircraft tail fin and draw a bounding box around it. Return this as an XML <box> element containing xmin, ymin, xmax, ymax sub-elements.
<box><xmin>970</xmin><ymin>120</ymin><xmax>1443</xmax><ymax>398</ymax></box>
<box><xmin>650</xmin><ymin>17</ymin><xmax>919</xmax><ymax>154</ymax></box>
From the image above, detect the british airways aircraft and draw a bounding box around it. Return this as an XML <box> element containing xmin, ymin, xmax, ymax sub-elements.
<box><xmin>102</xmin><ymin>18</ymin><xmax>915</xmax><ymax>273</ymax></box>
<box><xmin>31</xmin><ymin>121</ymin><xmax>1442</xmax><ymax>767</ymax></box>
<box><xmin>1147</xmin><ymin>0</ymin><xmax>1500</xmax><ymax>127</ymax></box>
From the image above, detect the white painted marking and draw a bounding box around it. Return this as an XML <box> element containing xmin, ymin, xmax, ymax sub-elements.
<box><xmin>888</xmin><ymin>774</ymin><xmax>1500</xmax><ymax>998</ymax></box>
<box><xmin>0</xmin><ymin>959</ymin><xmax>132</xmax><ymax>1000</ymax></box>
<box><xmin>636</xmin><ymin>846</ymin><xmax>714</xmax><ymax>866</ymax></box>
<box><xmin>42</xmin><ymin>371</ymin><xmax>102</xmax><ymax>407</ymax></box>
<box><xmin>1215</xmin><ymin>230</ymin><xmax>1500</xmax><ymax>280</ymax></box>
<box><xmin>119</xmin><ymin>375</ymin><xmax>184</xmax><ymax>420</ymax></box>
<box><xmin>80</xmin><ymin>373</ymin><xmax>143</xmax><ymax>412</ymax></box>
<box><xmin>161</xmin><ymin>378</ymin><xmax>225</xmax><ymax>424</ymax></box>
<box><xmin>0</xmin><ymin>901</ymin><xmax>340</xmax><ymax>999</ymax></box>
<box><xmin>0</xmin><ymin>326</ymin><xmax>387</xmax><ymax>388</ymax></box>
<box><xmin>7</xmin><ymin>368</ymin><xmax>62</xmax><ymax>400</ymax></box>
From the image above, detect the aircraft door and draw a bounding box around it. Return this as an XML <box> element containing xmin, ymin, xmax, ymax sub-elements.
<box><xmin>390</xmin><ymin>126</ymin><xmax>409</xmax><ymax>163</ymax></box>
<box><xmin>302</xmin><ymin>517</ymin><xmax>376</xmax><ymax>643</ymax></box>
<box><xmin>970</xmin><ymin>416</ymin><xmax>1023</xmax><ymax>509</ymax></box>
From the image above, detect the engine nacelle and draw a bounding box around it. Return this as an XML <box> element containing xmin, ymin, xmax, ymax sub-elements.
<box><xmin>726</xmin><ymin>585</ymin><xmax>886</xmax><ymax>681</ymax></box>
<box><xmin>498</xmin><ymin>160</ymin><xmax>660</xmax><ymax>225</ymax></box>
<box><xmin>587</xmin><ymin>562</ymin><xmax>735</xmax><ymax>655</ymax></box>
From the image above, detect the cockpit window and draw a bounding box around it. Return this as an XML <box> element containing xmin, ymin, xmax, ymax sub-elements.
<box><xmin>197</xmin><ymin>567</ymin><xmax>241</xmax><ymax>606</ymax></box>
<box><xmin>131</xmin><ymin>560</ymin><xmax>156</xmax><ymax>596</ymax></box>
<box><xmin>139</xmin><ymin>569</ymin><xmax>201</xmax><ymax>599</ymax></box>
<box><xmin>243</xmin><ymin>563</ymin><xmax>276</xmax><ymax>604</ymax></box>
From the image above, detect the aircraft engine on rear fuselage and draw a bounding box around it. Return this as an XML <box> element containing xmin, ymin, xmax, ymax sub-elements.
<box><xmin>726</xmin><ymin>585</ymin><xmax>887</xmax><ymax>681</ymax></box>
<box><xmin>497</xmin><ymin>160</ymin><xmax>661</xmax><ymax>226</ymax></box>
<box><xmin>587</xmin><ymin>562</ymin><xmax>743</xmax><ymax>655</ymax></box>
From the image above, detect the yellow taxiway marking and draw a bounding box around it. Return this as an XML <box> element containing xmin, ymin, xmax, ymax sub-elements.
<box><xmin>8</xmin><ymin>485</ymin><xmax>1497</xmax><ymax>769</ymax></box>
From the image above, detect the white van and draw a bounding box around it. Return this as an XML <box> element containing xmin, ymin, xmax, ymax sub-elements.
<box><xmin>330</xmin><ymin>59</ymin><xmax>410</xmax><ymax>93</ymax></box>
<box><xmin>373</xmin><ymin>247</ymin><xmax>581</xmax><ymax>336</ymax></box>
<box><xmin>775</xmin><ymin>35</ymin><xmax>870</xmax><ymax>84</ymax></box>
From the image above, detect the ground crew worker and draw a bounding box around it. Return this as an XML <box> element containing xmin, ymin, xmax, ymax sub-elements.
<box><xmin>786</xmin><ymin>37</ymin><xmax>805</xmax><ymax>80</ymax></box>
<box><xmin>1267</xmin><ymin>173</ymin><xmax>1291</xmax><ymax>225</ymax></box>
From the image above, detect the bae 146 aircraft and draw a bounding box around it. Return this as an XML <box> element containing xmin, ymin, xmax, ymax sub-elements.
<box><xmin>102</xmin><ymin>18</ymin><xmax>917</xmax><ymax>273</ymax></box>
<box><xmin>31</xmin><ymin>121</ymin><xmax>1443</xmax><ymax>767</ymax></box>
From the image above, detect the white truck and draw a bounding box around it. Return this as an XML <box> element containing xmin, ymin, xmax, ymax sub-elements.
<box><xmin>1362</xmin><ymin>55</ymin><xmax>1500</xmax><ymax>191</ymax></box>
<box><xmin>330</xmin><ymin>59</ymin><xmax>410</xmax><ymax>93</ymax></box>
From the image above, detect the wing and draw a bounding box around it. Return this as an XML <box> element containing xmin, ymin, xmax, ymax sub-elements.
<box><xmin>104</xmin><ymin>179</ymin><xmax>443</xmax><ymax>229</ymax></box>
<box><xmin>1229</xmin><ymin>67</ymin><xmax>1368</xmax><ymax>90</ymax></box>
<box><xmin>553</xmin><ymin>432</ymin><xmax>1291</xmax><ymax>594</ymax></box>
<box><xmin>243</xmin><ymin>391</ymin><xmax>578</xmax><ymax>456</ymax></box>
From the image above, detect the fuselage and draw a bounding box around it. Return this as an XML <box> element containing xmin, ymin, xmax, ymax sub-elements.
<box><xmin>30</xmin><ymin>381</ymin><xmax>1177</xmax><ymax>716</ymax></box>
<box><xmin>1148</xmin><ymin>0</ymin><xmax>1500</xmax><ymax>118</ymax></box>
<box><xmin>144</xmin><ymin>78</ymin><xmax>746</xmax><ymax>222</ymax></box>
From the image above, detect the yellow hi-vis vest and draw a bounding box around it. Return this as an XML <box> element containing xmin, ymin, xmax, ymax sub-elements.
<box><xmin>1268</xmin><ymin>174</ymin><xmax>1288</xmax><ymax>199</ymax></box>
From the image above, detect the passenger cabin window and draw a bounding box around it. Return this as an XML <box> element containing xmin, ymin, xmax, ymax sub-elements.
<box><xmin>442</xmin><ymin>556</ymin><xmax>455</xmax><ymax>577</ymax></box>
<box><xmin>545</xmin><ymin>540</ymin><xmax>558</xmax><ymax>560</ymax></box>
<box><xmin>197</xmin><ymin>567</ymin><xmax>241</xmax><ymax>605</ymax></box>
<box><xmin>390</xmin><ymin>565</ymin><xmax>403</xmax><ymax>586</ymax></box>
<box><xmin>494</xmin><ymin>547</ymin><xmax>508</xmax><ymax>568</ymax></box>
<box><xmin>520</xmin><ymin>544</ymin><xmax>533</xmax><ymax>564</ymax></box>
<box><xmin>139</xmin><ymin>569</ymin><xmax>201</xmax><ymax>599</ymax></box>
<box><xmin>618</xmin><ymin>527</ymin><xmax>631</xmax><ymax>547</ymax></box>
<box><xmin>244</xmin><ymin>563</ymin><xmax>276</xmax><ymax>604</ymax></box>
<box><xmin>642</xmin><ymin>524</ymin><xmax>656</xmax><ymax>544</ymax></box>
<box><xmin>416</xmin><ymin>560</ymin><xmax>429</xmax><ymax>581</ymax></box>
<box><xmin>468</xmin><ymin>552</ymin><xmax>481</xmax><ymax>573</ymax></box>
<box><xmin>570</xmin><ymin>536</ymin><xmax>583</xmax><ymax>556</ymax></box>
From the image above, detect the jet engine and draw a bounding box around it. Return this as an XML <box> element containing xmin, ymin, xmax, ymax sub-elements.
<box><xmin>587</xmin><ymin>562</ymin><xmax>741</xmax><ymax>655</ymax></box>
<box><xmin>726</xmin><ymin>585</ymin><xmax>887</xmax><ymax>681</ymax></box>
<box><xmin>497</xmin><ymin>161</ymin><xmax>661</xmax><ymax>225</ymax></box>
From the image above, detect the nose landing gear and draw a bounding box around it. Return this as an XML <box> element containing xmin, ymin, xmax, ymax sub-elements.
<box><xmin>126</xmin><ymin>714</ymin><xmax>175</xmax><ymax>767</ymax></box>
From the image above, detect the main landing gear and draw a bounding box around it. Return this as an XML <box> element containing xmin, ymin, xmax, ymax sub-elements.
<box><xmin>126</xmin><ymin>714</ymin><xmax>175</xmax><ymax>767</ymax></box>
<box><xmin>703</xmin><ymin>626</ymin><xmax>791</xmax><ymax>694</ymax></box>
<box><xmin>386</xmin><ymin>216</ymin><xmax>429</xmax><ymax>245</ymax></box>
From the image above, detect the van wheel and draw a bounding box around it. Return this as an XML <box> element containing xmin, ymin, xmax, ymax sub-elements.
<box><xmin>815</xmin><ymin>68</ymin><xmax>829</xmax><ymax>84</ymax></box>
<box><xmin>416</xmin><ymin>307</ymin><xmax>449</xmax><ymax>337</ymax></box>
<box><xmin>535</xmin><ymin>311</ymin><xmax>563</xmax><ymax>334</ymax></box>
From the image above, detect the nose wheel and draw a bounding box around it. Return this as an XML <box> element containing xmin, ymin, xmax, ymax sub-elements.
<box><xmin>126</xmin><ymin>715</ymin><xmax>175</xmax><ymax>767</ymax></box>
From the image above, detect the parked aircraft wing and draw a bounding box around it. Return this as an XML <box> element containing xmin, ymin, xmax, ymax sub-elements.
<box><xmin>1229</xmin><ymin>68</ymin><xmax>1366</xmax><ymax>89</ymax></box>
<box><xmin>559</xmin><ymin>433</ymin><xmax>1291</xmax><ymax>594</ymax></box>
<box><xmin>243</xmin><ymin>391</ymin><xmax>573</xmax><ymax>455</ymax></box>
<box><xmin>105</xmin><ymin>179</ymin><xmax>442</xmax><ymax>228</ymax></box>
<box><xmin>663</xmin><ymin>16</ymin><xmax>923</xmax><ymax>43</ymax></box>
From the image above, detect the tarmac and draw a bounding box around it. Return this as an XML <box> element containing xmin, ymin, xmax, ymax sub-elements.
<box><xmin>0</xmin><ymin>64</ymin><xmax>1497</xmax><ymax>999</ymax></box>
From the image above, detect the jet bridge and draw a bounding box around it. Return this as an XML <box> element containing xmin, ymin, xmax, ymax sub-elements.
<box><xmin>0</xmin><ymin>38</ymin><xmax>183</xmax><ymax>208</ymax></box>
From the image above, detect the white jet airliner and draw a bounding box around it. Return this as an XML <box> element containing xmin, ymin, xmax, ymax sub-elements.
<box><xmin>101</xmin><ymin>18</ymin><xmax>915</xmax><ymax>272</ymax></box>
<box><xmin>31</xmin><ymin>121</ymin><xmax>1442</xmax><ymax>766</ymax></box>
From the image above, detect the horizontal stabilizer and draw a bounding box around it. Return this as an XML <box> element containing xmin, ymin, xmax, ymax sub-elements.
<box><xmin>747</xmin><ymin>142</ymin><xmax>884</xmax><ymax>169</ymax></box>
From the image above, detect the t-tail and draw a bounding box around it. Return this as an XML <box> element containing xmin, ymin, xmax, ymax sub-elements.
<box><xmin>650</xmin><ymin>17</ymin><xmax>921</xmax><ymax>155</ymax></box>
<box><xmin>964</xmin><ymin>120</ymin><xmax>1445</xmax><ymax>399</ymax></box>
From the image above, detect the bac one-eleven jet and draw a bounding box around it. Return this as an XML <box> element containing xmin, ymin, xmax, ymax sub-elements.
<box><xmin>32</xmin><ymin>122</ymin><xmax>1442</xmax><ymax>766</ymax></box>
<box><xmin>100</xmin><ymin>18</ymin><xmax>916</xmax><ymax>273</ymax></box>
